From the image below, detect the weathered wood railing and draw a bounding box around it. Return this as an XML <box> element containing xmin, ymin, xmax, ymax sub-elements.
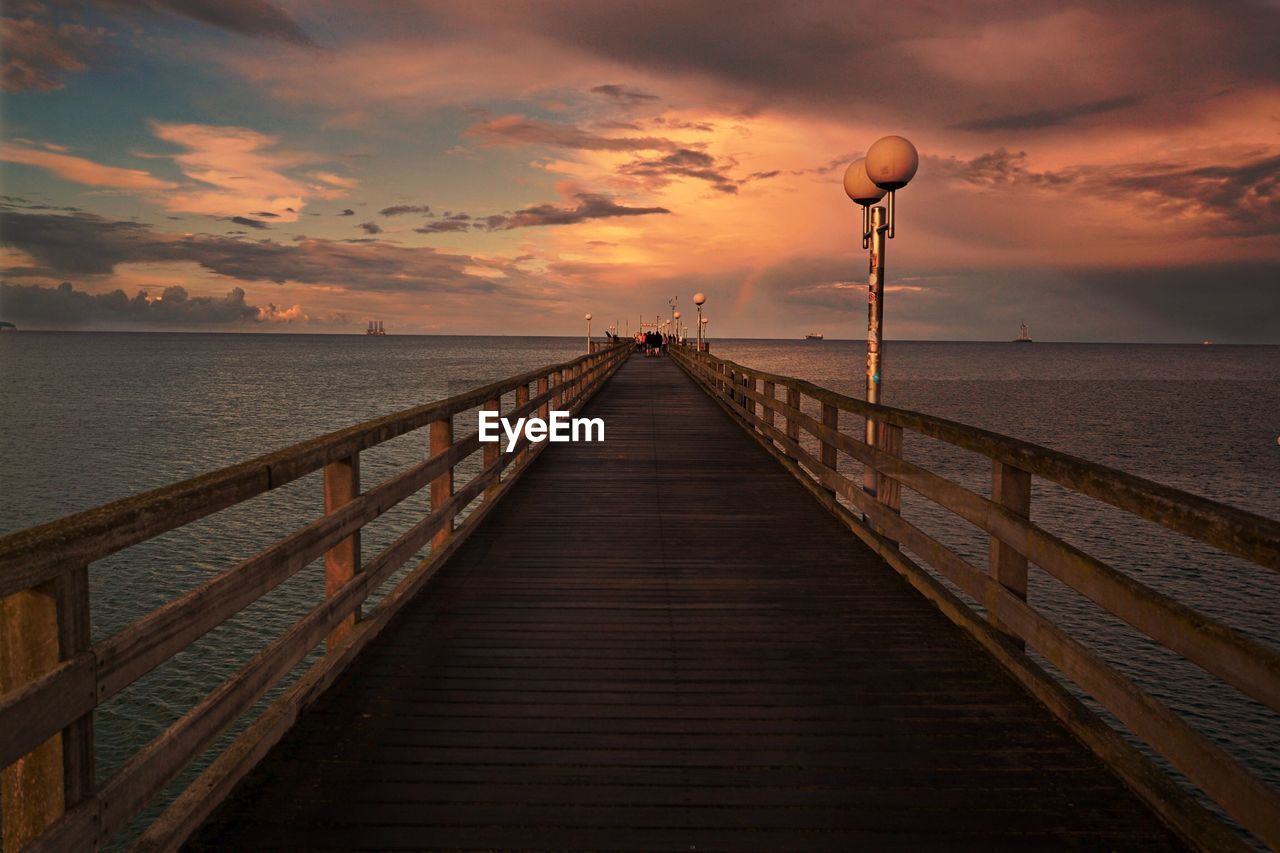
<box><xmin>670</xmin><ymin>345</ymin><xmax>1280</xmax><ymax>852</ymax></box>
<box><xmin>0</xmin><ymin>341</ymin><xmax>631</xmax><ymax>852</ymax></box>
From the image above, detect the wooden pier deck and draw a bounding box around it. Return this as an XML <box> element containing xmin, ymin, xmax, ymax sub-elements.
<box><xmin>189</xmin><ymin>357</ymin><xmax>1180</xmax><ymax>850</ymax></box>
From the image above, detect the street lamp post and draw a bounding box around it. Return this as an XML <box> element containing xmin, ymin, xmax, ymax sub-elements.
<box><xmin>693</xmin><ymin>292</ymin><xmax>706</xmax><ymax>351</ymax></box>
<box><xmin>843</xmin><ymin>135</ymin><xmax>918</xmax><ymax>497</ymax></box>
<box><xmin>585</xmin><ymin>313</ymin><xmax>592</xmax><ymax>353</ymax></box>
<box><xmin>673</xmin><ymin>310</ymin><xmax>681</xmax><ymax>344</ymax></box>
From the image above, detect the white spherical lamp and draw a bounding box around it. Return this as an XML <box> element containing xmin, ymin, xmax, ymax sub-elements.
<box><xmin>673</xmin><ymin>310</ymin><xmax>681</xmax><ymax>319</ymax></box>
<box><xmin>842</xmin><ymin>158</ymin><xmax>886</xmax><ymax>206</ymax></box>
<box><xmin>864</xmin><ymin>135</ymin><xmax>918</xmax><ymax>190</ymax></box>
<box><xmin>693</xmin><ymin>292</ymin><xmax>706</xmax><ymax>306</ymax></box>
<box><xmin>585</xmin><ymin>313</ymin><xmax>592</xmax><ymax>321</ymax></box>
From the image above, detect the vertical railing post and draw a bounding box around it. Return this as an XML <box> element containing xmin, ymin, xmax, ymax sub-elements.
<box><xmin>820</xmin><ymin>403</ymin><xmax>839</xmax><ymax>495</ymax></box>
<box><xmin>430</xmin><ymin>416</ymin><xmax>454</xmax><ymax>549</ymax></box>
<box><xmin>483</xmin><ymin>397</ymin><xmax>501</xmax><ymax>499</ymax></box>
<box><xmin>1</xmin><ymin>570</ymin><xmax>87</xmax><ymax>850</ymax></box>
<box><xmin>762</xmin><ymin>380</ymin><xmax>775</xmax><ymax>434</ymax></box>
<box><xmin>785</xmin><ymin>387</ymin><xmax>800</xmax><ymax>457</ymax></box>
<box><xmin>55</xmin><ymin>566</ymin><xmax>92</xmax><ymax>809</ymax></box>
<box><xmin>323</xmin><ymin>453</ymin><xmax>360</xmax><ymax>652</ymax></box>
<box><xmin>989</xmin><ymin>460</ymin><xmax>1031</xmax><ymax>648</ymax></box>
<box><xmin>537</xmin><ymin>375</ymin><xmax>549</xmax><ymax>422</ymax></box>
<box><xmin>514</xmin><ymin>383</ymin><xmax>530</xmax><ymax>463</ymax></box>
<box><xmin>875</xmin><ymin>422</ymin><xmax>904</xmax><ymax>545</ymax></box>
<box><xmin>551</xmin><ymin>370</ymin><xmax>563</xmax><ymax>410</ymax></box>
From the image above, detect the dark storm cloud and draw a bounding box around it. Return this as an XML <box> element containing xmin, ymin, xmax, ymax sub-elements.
<box><xmin>443</xmin><ymin>1</ymin><xmax>1280</xmax><ymax>133</ymax></box>
<box><xmin>414</xmin><ymin>213</ymin><xmax>471</xmax><ymax>234</ymax></box>
<box><xmin>228</xmin><ymin>215</ymin><xmax>269</xmax><ymax>229</ymax></box>
<box><xmin>952</xmin><ymin>96</ymin><xmax>1145</xmax><ymax>132</ymax></box>
<box><xmin>620</xmin><ymin>148</ymin><xmax>739</xmax><ymax>194</ymax></box>
<box><xmin>337</xmin><ymin>208</ymin><xmax>355</xmax><ymax>216</ymax></box>
<box><xmin>1</xmin><ymin>11</ymin><xmax>106</xmax><ymax>92</ymax></box>
<box><xmin>379</xmin><ymin>204</ymin><xmax>431</xmax><ymax>217</ymax></box>
<box><xmin>0</xmin><ymin>281</ymin><xmax>262</xmax><ymax>325</ymax></box>
<box><xmin>590</xmin><ymin>84</ymin><xmax>659</xmax><ymax>104</ymax></box>
<box><xmin>358</xmin><ymin>221</ymin><xmax>381</xmax><ymax>234</ymax></box>
<box><xmin>0</xmin><ymin>210</ymin><xmax>533</xmax><ymax>296</ymax></box>
<box><xmin>483</xmin><ymin>193</ymin><xmax>670</xmax><ymax>230</ymax></box>
<box><xmin>99</xmin><ymin>0</ymin><xmax>312</xmax><ymax>45</ymax></box>
<box><xmin>467</xmin><ymin>115</ymin><xmax>676</xmax><ymax>152</ymax></box>
<box><xmin>932</xmin><ymin>149</ymin><xmax>1280</xmax><ymax>234</ymax></box>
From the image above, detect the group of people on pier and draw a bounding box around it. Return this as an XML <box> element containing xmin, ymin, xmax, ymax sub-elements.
<box><xmin>635</xmin><ymin>330</ymin><xmax>670</xmax><ymax>357</ymax></box>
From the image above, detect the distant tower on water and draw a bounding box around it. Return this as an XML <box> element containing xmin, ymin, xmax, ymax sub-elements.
<box><xmin>366</xmin><ymin>320</ymin><xmax>387</xmax><ymax>336</ymax></box>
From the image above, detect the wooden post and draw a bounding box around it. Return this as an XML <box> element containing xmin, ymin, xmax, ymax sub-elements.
<box><xmin>430</xmin><ymin>416</ymin><xmax>454</xmax><ymax>549</ymax></box>
<box><xmin>55</xmin><ymin>566</ymin><xmax>93</xmax><ymax>808</ymax></box>
<box><xmin>762</xmin><ymin>380</ymin><xmax>775</xmax><ymax>432</ymax></box>
<box><xmin>785</xmin><ymin>387</ymin><xmax>800</xmax><ymax>455</ymax></box>
<box><xmin>551</xmin><ymin>370</ymin><xmax>562</xmax><ymax>410</ymax></box>
<box><xmin>875</xmin><ymin>422</ymin><xmax>904</xmax><ymax>546</ymax></box>
<box><xmin>537</xmin><ymin>375</ymin><xmax>549</xmax><ymax>421</ymax></box>
<box><xmin>514</xmin><ymin>384</ymin><xmax>530</xmax><ymax>462</ymax></box>
<box><xmin>820</xmin><ymin>403</ymin><xmax>838</xmax><ymax>468</ymax></box>
<box><xmin>483</xmin><ymin>398</ymin><xmax>501</xmax><ymax>499</ymax></box>
<box><xmin>989</xmin><ymin>460</ymin><xmax>1031</xmax><ymax>648</ymax></box>
<box><xmin>1</xmin><ymin>581</ymin><xmax>66</xmax><ymax>850</ymax></box>
<box><xmin>323</xmin><ymin>454</ymin><xmax>360</xmax><ymax>652</ymax></box>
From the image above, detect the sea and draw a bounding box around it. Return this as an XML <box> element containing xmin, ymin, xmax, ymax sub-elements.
<box><xmin>1</xmin><ymin>332</ymin><xmax>1278</xmax><ymax>844</ymax></box>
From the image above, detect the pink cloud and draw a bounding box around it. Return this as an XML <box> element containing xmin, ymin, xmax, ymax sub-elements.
<box><xmin>0</xmin><ymin>141</ymin><xmax>176</xmax><ymax>189</ymax></box>
<box><xmin>149</xmin><ymin>121</ymin><xmax>352</xmax><ymax>219</ymax></box>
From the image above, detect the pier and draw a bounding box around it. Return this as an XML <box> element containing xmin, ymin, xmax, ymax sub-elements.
<box><xmin>2</xmin><ymin>344</ymin><xmax>1278</xmax><ymax>851</ymax></box>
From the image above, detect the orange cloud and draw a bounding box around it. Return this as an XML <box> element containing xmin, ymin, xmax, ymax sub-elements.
<box><xmin>149</xmin><ymin>121</ymin><xmax>353</xmax><ymax>220</ymax></box>
<box><xmin>0</xmin><ymin>141</ymin><xmax>176</xmax><ymax>189</ymax></box>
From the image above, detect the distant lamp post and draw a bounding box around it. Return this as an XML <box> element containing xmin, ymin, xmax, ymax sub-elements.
<box><xmin>844</xmin><ymin>135</ymin><xmax>918</xmax><ymax>496</ymax></box>
<box><xmin>693</xmin><ymin>292</ymin><xmax>706</xmax><ymax>351</ymax></box>
<box><xmin>585</xmin><ymin>313</ymin><xmax>592</xmax><ymax>352</ymax></box>
<box><xmin>673</xmin><ymin>310</ymin><xmax>682</xmax><ymax>343</ymax></box>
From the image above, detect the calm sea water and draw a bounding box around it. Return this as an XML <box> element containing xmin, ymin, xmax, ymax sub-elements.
<box><xmin>1</xmin><ymin>332</ymin><xmax>1278</xmax><ymax>843</ymax></box>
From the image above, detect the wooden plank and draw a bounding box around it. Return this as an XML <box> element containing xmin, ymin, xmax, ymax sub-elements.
<box><xmin>323</xmin><ymin>454</ymin><xmax>361</xmax><ymax>652</ymax></box>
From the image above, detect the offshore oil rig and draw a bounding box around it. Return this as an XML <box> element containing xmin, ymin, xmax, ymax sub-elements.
<box><xmin>365</xmin><ymin>320</ymin><xmax>387</xmax><ymax>336</ymax></box>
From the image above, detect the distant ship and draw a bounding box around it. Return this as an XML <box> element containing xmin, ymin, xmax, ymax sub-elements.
<box><xmin>1013</xmin><ymin>322</ymin><xmax>1032</xmax><ymax>343</ymax></box>
<box><xmin>365</xmin><ymin>320</ymin><xmax>387</xmax><ymax>336</ymax></box>
<box><xmin>804</xmin><ymin>331</ymin><xmax>824</xmax><ymax>341</ymax></box>
<box><xmin>0</xmin><ymin>321</ymin><xmax>16</xmax><ymax>333</ymax></box>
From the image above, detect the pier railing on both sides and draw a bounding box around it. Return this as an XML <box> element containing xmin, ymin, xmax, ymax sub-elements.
<box><xmin>0</xmin><ymin>341</ymin><xmax>631</xmax><ymax>852</ymax></box>
<box><xmin>670</xmin><ymin>345</ymin><xmax>1280</xmax><ymax>851</ymax></box>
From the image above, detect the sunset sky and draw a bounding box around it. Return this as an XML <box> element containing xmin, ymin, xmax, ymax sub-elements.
<box><xmin>1</xmin><ymin>0</ymin><xmax>1277</xmax><ymax>340</ymax></box>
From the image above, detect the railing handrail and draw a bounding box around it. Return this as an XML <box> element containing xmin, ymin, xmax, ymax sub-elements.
<box><xmin>0</xmin><ymin>340</ymin><xmax>632</xmax><ymax>852</ymax></box>
<box><xmin>670</xmin><ymin>344</ymin><xmax>1280</xmax><ymax>851</ymax></box>
<box><xmin>691</xmin><ymin>351</ymin><xmax>1280</xmax><ymax>571</ymax></box>
<box><xmin>0</xmin><ymin>346</ymin><xmax>622</xmax><ymax>597</ymax></box>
